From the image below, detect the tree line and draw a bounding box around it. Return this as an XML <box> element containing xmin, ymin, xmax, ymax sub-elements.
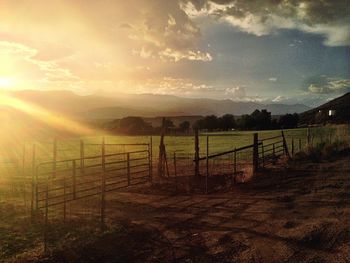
<box><xmin>105</xmin><ymin>109</ymin><xmax>299</xmax><ymax>135</ymax></box>
<box><xmin>194</xmin><ymin>110</ymin><xmax>298</xmax><ymax>131</ymax></box>
<box><xmin>105</xmin><ymin>117</ymin><xmax>191</xmax><ymax>135</ymax></box>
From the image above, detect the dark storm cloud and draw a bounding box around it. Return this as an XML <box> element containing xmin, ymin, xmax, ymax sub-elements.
<box><xmin>182</xmin><ymin>0</ymin><xmax>350</xmax><ymax>46</ymax></box>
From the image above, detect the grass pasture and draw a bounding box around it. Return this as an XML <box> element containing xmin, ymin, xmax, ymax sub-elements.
<box><xmin>1</xmin><ymin>125</ymin><xmax>349</xmax><ymax>187</ymax></box>
<box><xmin>0</xmin><ymin>125</ymin><xmax>349</xmax><ymax>261</ymax></box>
<box><xmin>1</xmin><ymin>125</ymin><xmax>348</xmax><ymax>215</ymax></box>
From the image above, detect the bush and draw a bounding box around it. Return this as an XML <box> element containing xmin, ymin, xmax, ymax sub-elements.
<box><xmin>293</xmin><ymin>151</ymin><xmax>308</xmax><ymax>162</ymax></box>
<box><xmin>294</xmin><ymin>140</ymin><xmax>349</xmax><ymax>163</ymax></box>
<box><xmin>306</xmin><ymin>145</ymin><xmax>323</xmax><ymax>162</ymax></box>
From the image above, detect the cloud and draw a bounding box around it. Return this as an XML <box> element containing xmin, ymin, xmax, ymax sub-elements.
<box><xmin>0</xmin><ymin>41</ymin><xmax>80</xmax><ymax>87</ymax></box>
<box><xmin>272</xmin><ymin>95</ymin><xmax>286</xmax><ymax>102</ymax></box>
<box><xmin>225</xmin><ymin>86</ymin><xmax>264</xmax><ymax>102</ymax></box>
<box><xmin>132</xmin><ymin>77</ymin><xmax>218</xmax><ymax>97</ymax></box>
<box><xmin>184</xmin><ymin>0</ymin><xmax>350</xmax><ymax>46</ymax></box>
<box><xmin>159</xmin><ymin>48</ymin><xmax>212</xmax><ymax>62</ymax></box>
<box><xmin>128</xmin><ymin>0</ymin><xmax>212</xmax><ymax>62</ymax></box>
<box><xmin>225</xmin><ymin>86</ymin><xmax>246</xmax><ymax>98</ymax></box>
<box><xmin>306</xmin><ymin>76</ymin><xmax>350</xmax><ymax>94</ymax></box>
<box><xmin>119</xmin><ymin>23</ymin><xmax>133</xmax><ymax>29</ymax></box>
<box><xmin>269</xmin><ymin>77</ymin><xmax>277</xmax><ymax>82</ymax></box>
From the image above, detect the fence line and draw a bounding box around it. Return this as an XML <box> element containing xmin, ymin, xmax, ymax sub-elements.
<box><xmin>1</xmin><ymin>127</ymin><xmax>349</xmax><ymax>251</ymax></box>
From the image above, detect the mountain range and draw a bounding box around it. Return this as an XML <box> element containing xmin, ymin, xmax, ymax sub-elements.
<box><xmin>5</xmin><ymin>90</ymin><xmax>310</xmax><ymax>119</ymax></box>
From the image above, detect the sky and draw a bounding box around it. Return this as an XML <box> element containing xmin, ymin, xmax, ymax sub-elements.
<box><xmin>0</xmin><ymin>0</ymin><xmax>349</xmax><ymax>107</ymax></box>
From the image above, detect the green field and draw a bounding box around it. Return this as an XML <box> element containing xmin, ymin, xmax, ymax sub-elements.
<box><xmin>0</xmin><ymin>125</ymin><xmax>349</xmax><ymax>261</ymax></box>
<box><xmin>1</xmin><ymin>125</ymin><xmax>349</xmax><ymax>175</ymax></box>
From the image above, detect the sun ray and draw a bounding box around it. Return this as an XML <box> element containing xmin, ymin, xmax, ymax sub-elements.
<box><xmin>0</xmin><ymin>94</ymin><xmax>96</xmax><ymax>136</ymax></box>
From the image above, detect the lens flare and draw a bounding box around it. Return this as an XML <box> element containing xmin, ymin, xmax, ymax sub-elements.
<box><xmin>0</xmin><ymin>94</ymin><xmax>95</xmax><ymax>135</ymax></box>
<box><xmin>0</xmin><ymin>77</ymin><xmax>13</xmax><ymax>89</ymax></box>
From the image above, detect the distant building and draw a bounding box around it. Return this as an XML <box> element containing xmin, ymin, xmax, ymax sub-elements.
<box><xmin>328</xmin><ymin>110</ymin><xmax>336</xmax><ymax>117</ymax></box>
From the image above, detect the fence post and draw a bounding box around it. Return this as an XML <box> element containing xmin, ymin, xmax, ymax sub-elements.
<box><xmin>52</xmin><ymin>139</ymin><xmax>57</xmax><ymax>178</ymax></box>
<box><xmin>149</xmin><ymin>136</ymin><xmax>153</xmax><ymax>182</ymax></box>
<box><xmin>147</xmin><ymin>145</ymin><xmax>151</xmax><ymax>182</ymax></box>
<box><xmin>233</xmin><ymin>147</ymin><xmax>237</xmax><ymax>184</ymax></box>
<box><xmin>299</xmin><ymin>138</ymin><xmax>302</xmax><ymax>152</ymax></box>
<box><xmin>80</xmin><ymin>139</ymin><xmax>85</xmax><ymax>174</ymax></box>
<box><xmin>206</xmin><ymin>135</ymin><xmax>209</xmax><ymax>194</ymax></box>
<box><xmin>307</xmin><ymin>127</ymin><xmax>311</xmax><ymax>146</ymax></box>
<box><xmin>100</xmin><ymin>137</ymin><xmax>106</xmax><ymax>231</ymax></box>
<box><xmin>35</xmin><ymin>166</ymin><xmax>39</xmax><ymax>210</ymax></box>
<box><xmin>127</xmin><ymin>153</ymin><xmax>131</xmax><ymax>186</ymax></box>
<box><xmin>291</xmin><ymin>138</ymin><xmax>294</xmax><ymax>156</ymax></box>
<box><xmin>31</xmin><ymin>144</ymin><xmax>36</xmax><ymax>221</ymax></box>
<box><xmin>281</xmin><ymin>130</ymin><xmax>290</xmax><ymax>158</ymax></box>
<box><xmin>158</xmin><ymin>131</ymin><xmax>165</xmax><ymax>177</ymax></box>
<box><xmin>261</xmin><ymin>144</ymin><xmax>265</xmax><ymax>168</ymax></box>
<box><xmin>63</xmin><ymin>174</ymin><xmax>66</xmax><ymax>222</ymax></box>
<box><xmin>272</xmin><ymin>143</ymin><xmax>275</xmax><ymax>157</ymax></box>
<box><xmin>253</xmin><ymin>133</ymin><xmax>259</xmax><ymax>174</ymax></box>
<box><xmin>44</xmin><ymin>173</ymin><xmax>49</xmax><ymax>253</ymax></box>
<box><xmin>174</xmin><ymin>152</ymin><xmax>177</xmax><ymax>191</ymax></box>
<box><xmin>194</xmin><ymin>128</ymin><xmax>200</xmax><ymax>177</ymax></box>
<box><xmin>72</xmin><ymin>160</ymin><xmax>76</xmax><ymax>199</ymax></box>
<box><xmin>22</xmin><ymin>142</ymin><xmax>26</xmax><ymax>209</ymax></box>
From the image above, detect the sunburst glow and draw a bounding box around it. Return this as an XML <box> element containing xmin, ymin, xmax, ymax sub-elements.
<box><xmin>0</xmin><ymin>77</ymin><xmax>13</xmax><ymax>89</ymax></box>
<box><xmin>0</xmin><ymin>94</ymin><xmax>95</xmax><ymax>135</ymax></box>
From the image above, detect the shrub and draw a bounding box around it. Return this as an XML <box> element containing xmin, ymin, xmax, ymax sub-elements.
<box><xmin>293</xmin><ymin>151</ymin><xmax>308</xmax><ymax>162</ymax></box>
<box><xmin>295</xmin><ymin>139</ymin><xmax>349</xmax><ymax>163</ymax></box>
<box><xmin>306</xmin><ymin>145</ymin><xmax>323</xmax><ymax>162</ymax></box>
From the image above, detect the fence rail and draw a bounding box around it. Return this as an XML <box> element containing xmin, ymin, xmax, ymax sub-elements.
<box><xmin>2</xmin><ymin>127</ymin><xmax>348</xmax><ymax>251</ymax></box>
<box><xmin>258</xmin><ymin>132</ymin><xmax>286</xmax><ymax>168</ymax></box>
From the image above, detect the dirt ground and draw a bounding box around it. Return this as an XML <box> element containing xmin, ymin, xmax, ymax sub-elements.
<box><xmin>97</xmin><ymin>155</ymin><xmax>350</xmax><ymax>263</ymax></box>
<box><xmin>13</xmin><ymin>154</ymin><xmax>350</xmax><ymax>263</ymax></box>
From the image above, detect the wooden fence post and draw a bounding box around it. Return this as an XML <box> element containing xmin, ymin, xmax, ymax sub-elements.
<box><xmin>22</xmin><ymin>143</ymin><xmax>26</xmax><ymax>177</ymax></box>
<box><xmin>31</xmin><ymin>144</ymin><xmax>36</xmax><ymax>221</ymax></box>
<box><xmin>100</xmin><ymin>137</ymin><xmax>106</xmax><ymax>231</ymax></box>
<box><xmin>158</xmin><ymin>129</ymin><xmax>165</xmax><ymax>177</ymax></box>
<box><xmin>44</xmin><ymin>173</ymin><xmax>49</xmax><ymax>253</ymax></box>
<box><xmin>291</xmin><ymin>138</ymin><xmax>294</xmax><ymax>156</ymax></box>
<box><xmin>127</xmin><ymin>153</ymin><xmax>130</xmax><ymax>186</ymax></box>
<box><xmin>233</xmin><ymin>147</ymin><xmax>237</xmax><ymax>184</ymax></box>
<box><xmin>281</xmin><ymin>130</ymin><xmax>290</xmax><ymax>158</ymax></box>
<box><xmin>307</xmin><ymin>127</ymin><xmax>311</xmax><ymax>146</ymax></box>
<box><xmin>299</xmin><ymin>138</ymin><xmax>302</xmax><ymax>152</ymax></box>
<box><xmin>35</xmin><ymin>166</ymin><xmax>39</xmax><ymax>210</ymax></box>
<box><xmin>194</xmin><ymin>128</ymin><xmax>200</xmax><ymax>177</ymax></box>
<box><xmin>72</xmin><ymin>160</ymin><xmax>76</xmax><ymax>199</ymax></box>
<box><xmin>80</xmin><ymin>139</ymin><xmax>84</xmax><ymax>174</ymax></box>
<box><xmin>22</xmin><ymin>142</ymin><xmax>26</xmax><ymax>208</ymax></box>
<box><xmin>149</xmin><ymin>136</ymin><xmax>153</xmax><ymax>182</ymax></box>
<box><xmin>261</xmin><ymin>143</ymin><xmax>265</xmax><ymax>168</ymax></box>
<box><xmin>52</xmin><ymin>139</ymin><xmax>57</xmax><ymax>178</ymax></box>
<box><xmin>63</xmin><ymin>174</ymin><xmax>66</xmax><ymax>222</ymax></box>
<box><xmin>253</xmin><ymin>133</ymin><xmax>259</xmax><ymax>174</ymax></box>
<box><xmin>174</xmin><ymin>152</ymin><xmax>178</xmax><ymax>191</ymax></box>
<box><xmin>206</xmin><ymin>135</ymin><xmax>209</xmax><ymax>194</ymax></box>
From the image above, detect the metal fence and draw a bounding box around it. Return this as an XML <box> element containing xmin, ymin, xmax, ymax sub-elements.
<box><xmin>258</xmin><ymin>132</ymin><xmax>286</xmax><ymax>168</ymax></box>
<box><xmin>31</xmin><ymin>141</ymin><xmax>151</xmax><ymax>251</ymax></box>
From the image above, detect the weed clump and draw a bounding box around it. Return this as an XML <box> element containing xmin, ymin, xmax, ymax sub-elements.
<box><xmin>293</xmin><ymin>140</ymin><xmax>349</xmax><ymax>163</ymax></box>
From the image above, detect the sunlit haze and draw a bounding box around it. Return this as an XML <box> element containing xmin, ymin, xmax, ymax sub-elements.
<box><xmin>0</xmin><ymin>0</ymin><xmax>349</xmax><ymax>106</ymax></box>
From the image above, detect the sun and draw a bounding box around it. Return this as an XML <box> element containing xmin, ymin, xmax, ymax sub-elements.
<box><xmin>0</xmin><ymin>77</ymin><xmax>13</xmax><ymax>89</ymax></box>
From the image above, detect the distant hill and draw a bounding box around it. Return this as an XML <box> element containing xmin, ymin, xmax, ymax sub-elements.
<box><xmin>7</xmin><ymin>90</ymin><xmax>310</xmax><ymax>119</ymax></box>
<box><xmin>299</xmin><ymin>92</ymin><xmax>350</xmax><ymax>124</ymax></box>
